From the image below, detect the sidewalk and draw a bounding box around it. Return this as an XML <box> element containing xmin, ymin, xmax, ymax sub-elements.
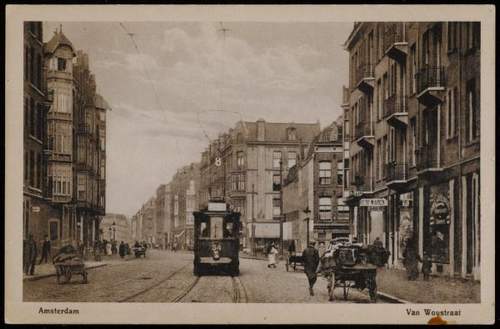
<box><xmin>23</xmin><ymin>254</ymin><xmax>134</xmax><ymax>281</ymax></box>
<box><xmin>375</xmin><ymin>267</ymin><xmax>480</xmax><ymax>303</ymax></box>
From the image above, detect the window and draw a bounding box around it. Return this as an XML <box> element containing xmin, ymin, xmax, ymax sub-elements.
<box><xmin>49</xmin><ymin>220</ymin><xmax>59</xmax><ymax>241</ymax></box>
<box><xmin>319</xmin><ymin>197</ymin><xmax>332</xmax><ymax>221</ymax></box>
<box><xmin>232</xmin><ymin>174</ymin><xmax>245</xmax><ymax>191</ymax></box>
<box><xmin>36</xmin><ymin>153</ymin><xmax>42</xmax><ymax>189</ymax></box>
<box><xmin>319</xmin><ymin>161</ymin><xmax>332</xmax><ymax>185</ymax></box>
<box><xmin>382</xmin><ymin>135</ymin><xmax>388</xmax><ymax>177</ymax></box>
<box><xmin>37</xmin><ymin>103</ymin><xmax>43</xmax><ymax>140</ymax></box>
<box><xmin>466</xmin><ymin>79</ymin><xmax>479</xmax><ymax>142</ymax></box>
<box><xmin>446</xmin><ymin>88</ymin><xmax>457</xmax><ymax>138</ymax></box>
<box><xmin>57</xmin><ymin>57</ymin><xmax>66</xmax><ymax>71</ymax></box>
<box><xmin>77</xmin><ymin>174</ymin><xmax>86</xmax><ymax>201</ymax></box>
<box><xmin>36</xmin><ymin>54</ymin><xmax>42</xmax><ymax>88</ymax></box>
<box><xmin>288</xmin><ymin>152</ymin><xmax>297</xmax><ymax>169</ymax></box>
<box><xmin>376</xmin><ymin>79</ymin><xmax>382</xmax><ymax>120</ymax></box>
<box><xmin>24</xmin><ymin>150</ymin><xmax>29</xmax><ymax>181</ymax></box>
<box><xmin>29</xmin><ymin>151</ymin><xmax>35</xmax><ymax>187</ymax></box>
<box><xmin>410</xmin><ymin>118</ymin><xmax>417</xmax><ymax>166</ymax></box>
<box><xmin>383</xmin><ymin>73</ymin><xmax>388</xmax><ymax>101</ymax></box>
<box><xmin>273</xmin><ymin>173</ymin><xmax>281</xmax><ymax>191</ymax></box>
<box><xmin>376</xmin><ymin>139</ymin><xmax>381</xmax><ymax>180</ymax></box>
<box><xmin>30</xmin><ymin>98</ymin><xmax>36</xmax><ymax>136</ymax></box>
<box><xmin>337</xmin><ymin>173</ymin><xmax>343</xmax><ymax>186</ymax></box>
<box><xmin>236</xmin><ymin>151</ymin><xmax>244</xmax><ymax>168</ymax></box>
<box><xmin>287</xmin><ymin>128</ymin><xmax>297</xmax><ymax>141</ymax></box>
<box><xmin>410</xmin><ymin>44</ymin><xmax>417</xmax><ymax>94</ymax></box>
<box><xmin>272</xmin><ymin>151</ymin><xmax>282</xmax><ymax>169</ymax></box>
<box><xmin>273</xmin><ymin>197</ymin><xmax>281</xmax><ymax>217</ymax></box>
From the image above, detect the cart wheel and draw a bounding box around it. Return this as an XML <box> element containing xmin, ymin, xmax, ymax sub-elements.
<box><xmin>327</xmin><ymin>274</ymin><xmax>335</xmax><ymax>301</ymax></box>
<box><xmin>367</xmin><ymin>273</ymin><xmax>377</xmax><ymax>303</ymax></box>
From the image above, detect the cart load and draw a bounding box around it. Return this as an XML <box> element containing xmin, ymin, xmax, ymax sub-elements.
<box><xmin>319</xmin><ymin>242</ymin><xmax>390</xmax><ymax>302</ymax></box>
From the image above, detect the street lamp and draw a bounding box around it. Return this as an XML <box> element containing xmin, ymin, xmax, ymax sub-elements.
<box><xmin>303</xmin><ymin>206</ymin><xmax>311</xmax><ymax>247</ymax></box>
<box><xmin>112</xmin><ymin>221</ymin><xmax>116</xmax><ymax>241</ymax></box>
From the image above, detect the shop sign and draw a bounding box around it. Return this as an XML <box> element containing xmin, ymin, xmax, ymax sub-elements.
<box><xmin>360</xmin><ymin>198</ymin><xmax>387</xmax><ymax>207</ymax></box>
<box><xmin>208</xmin><ymin>202</ymin><xmax>226</xmax><ymax>212</ymax></box>
<box><xmin>31</xmin><ymin>206</ymin><xmax>40</xmax><ymax>213</ymax></box>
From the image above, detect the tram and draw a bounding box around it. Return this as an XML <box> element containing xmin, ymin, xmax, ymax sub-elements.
<box><xmin>193</xmin><ymin>201</ymin><xmax>241</xmax><ymax>276</ymax></box>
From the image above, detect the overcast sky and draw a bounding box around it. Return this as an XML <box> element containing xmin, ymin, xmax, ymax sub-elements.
<box><xmin>43</xmin><ymin>21</ymin><xmax>353</xmax><ymax>217</ymax></box>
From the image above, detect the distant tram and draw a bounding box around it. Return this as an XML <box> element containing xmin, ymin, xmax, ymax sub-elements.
<box><xmin>193</xmin><ymin>201</ymin><xmax>241</xmax><ymax>276</ymax></box>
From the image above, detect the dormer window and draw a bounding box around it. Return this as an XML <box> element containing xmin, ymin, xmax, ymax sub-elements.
<box><xmin>287</xmin><ymin>127</ymin><xmax>297</xmax><ymax>141</ymax></box>
<box><xmin>57</xmin><ymin>58</ymin><xmax>66</xmax><ymax>71</ymax></box>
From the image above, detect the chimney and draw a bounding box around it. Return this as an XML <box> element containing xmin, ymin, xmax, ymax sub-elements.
<box><xmin>257</xmin><ymin>118</ymin><xmax>265</xmax><ymax>141</ymax></box>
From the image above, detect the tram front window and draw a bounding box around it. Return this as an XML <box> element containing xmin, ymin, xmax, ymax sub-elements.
<box><xmin>200</xmin><ymin>222</ymin><xmax>209</xmax><ymax>237</ymax></box>
<box><xmin>210</xmin><ymin>217</ymin><xmax>224</xmax><ymax>239</ymax></box>
<box><xmin>224</xmin><ymin>222</ymin><xmax>233</xmax><ymax>238</ymax></box>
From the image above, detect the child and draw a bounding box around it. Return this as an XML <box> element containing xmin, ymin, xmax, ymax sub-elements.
<box><xmin>422</xmin><ymin>251</ymin><xmax>432</xmax><ymax>281</ymax></box>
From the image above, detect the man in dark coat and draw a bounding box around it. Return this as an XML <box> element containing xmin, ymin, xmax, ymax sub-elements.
<box><xmin>302</xmin><ymin>241</ymin><xmax>320</xmax><ymax>296</ymax></box>
<box><xmin>119</xmin><ymin>241</ymin><xmax>126</xmax><ymax>259</ymax></box>
<box><xmin>24</xmin><ymin>234</ymin><xmax>37</xmax><ymax>275</ymax></box>
<box><xmin>39</xmin><ymin>235</ymin><xmax>51</xmax><ymax>264</ymax></box>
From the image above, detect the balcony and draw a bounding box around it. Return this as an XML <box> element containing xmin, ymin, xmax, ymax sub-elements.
<box><xmin>351</xmin><ymin>175</ymin><xmax>373</xmax><ymax>195</ymax></box>
<box><xmin>416</xmin><ymin>147</ymin><xmax>443</xmax><ymax>176</ymax></box>
<box><xmin>383</xmin><ymin>23</ymin><xmax>408</xmax><ymax>62</ymax></box>
<box><xmin>383</xmin><ymin>95</ymin><xmax>408</xmax><ymax>128</ymax></box>
<box><xmin>416</xmin><ymin>66</ymin><xmax>446</xmax><ymax>106</ymax></box>
<box><xmin>355</xmin><ymin>63</ymin><xmax>375</xmax><ymax>94</ymax></box>
<box><xmin>386</xmin><ymin>162</ymin><xmax>411</xmax><ymax>191</ymax></box>
<box><xmin>354</xmin><ymin>121</ymin><xmax>374</xmax><ymax>149</ymax></box>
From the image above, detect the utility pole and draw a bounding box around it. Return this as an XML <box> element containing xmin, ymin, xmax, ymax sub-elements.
<box><xmin>251</xmin><ymin>184</ymin><xmax>256</xmax><ymax>256</ymax></box>
<box><xmin>279</xmin><ymin>160</ymin><xmax>284</xmax><ymax>257</ymax></box>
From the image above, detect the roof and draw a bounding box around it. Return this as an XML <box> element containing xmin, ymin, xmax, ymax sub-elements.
<box><xmin>44</xmin><ymin>30</ymin><xmax>75</xmax><ymax>55</ymax></box>
<box><xmin>304</xmin><ymin>121</ymin><xmax>342</xmax><ymax>160</ymax></box>
<box><xmin>95</xmin><ymin>94</ymin><xmax>111</xmax><ymax>111</ymax></box>
<box><xmin>240</xmin><ymin>120</ymin><xmax>321</xmax><ymax>143</ymax></box>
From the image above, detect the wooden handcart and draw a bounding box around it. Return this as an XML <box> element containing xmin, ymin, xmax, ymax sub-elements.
<box><xmin>54</xmin><ymin>259</ymin><xmax>88</xmax><ymax>284</ymax></box>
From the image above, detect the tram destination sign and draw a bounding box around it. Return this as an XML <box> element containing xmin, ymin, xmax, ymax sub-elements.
<box><xmin>360</xmin><ymin>198</ymin><xmax>388</xmax><ymax>207</ymax></box>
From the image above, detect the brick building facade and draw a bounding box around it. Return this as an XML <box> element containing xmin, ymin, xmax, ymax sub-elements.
<box><xmin>344</xmin><ymin>22</ymin><xmax>480</xmax><ymax>279</ymax></box>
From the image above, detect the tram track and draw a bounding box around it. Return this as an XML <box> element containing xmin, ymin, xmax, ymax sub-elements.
<box><xmin>117</xmin><ymin>264</ymin><xmax>190</xmax><ymax>303</ymax></box>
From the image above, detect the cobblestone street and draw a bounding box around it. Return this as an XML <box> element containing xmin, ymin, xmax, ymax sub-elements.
<box><xmin>24</xmin><ymin>250</ymin><xmax>382</xmax><ymax>303</ymax></box>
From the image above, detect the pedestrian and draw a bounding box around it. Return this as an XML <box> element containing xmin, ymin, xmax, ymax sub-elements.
<box><xmin>24</xmin><ymin>234</ymin><xmax>37</xmax><ymax>275</ymax></box>
<box><xmin>267</xmin><ymin>243</ymin><xmax>278</xmax><ymax>268</ymax></box>
<box><xmin>39</xmin><ymin>235</ymin><xmax>51</xmax><ymax>264</ymax></box>
<box><xmin>125</xmin><ymin>243</ymin><xmax>131</xmax><ymax>255</ymax></box>
<box><xmin>111</xmin><ymin>240</ymin><xmax>118</xmax><ymax>255</ymax></box>
<box><xmin>373</xmin><ymin>237</ymin><xmax>383</xmax><ymax>248</ymax></box>
<box><xmin>106</xmin><ymin>240</ymin><xmax>112</xmax><ymax>255</ymax></box>
<box><xmin>302</xmin><ymin>241</ymin><xmax>320</xmax><ymax>296</ymax></box>
<box><xmin>422</xmin><ymin>251</ymin><xmax>432</xmax><ymax>281</ymax></box>
<box><xmin>119</xmin><ymin>241</ymin><xmax>126</xmax><ymax>259</ymax></box>
<box><xmin>288</xmin><ymin>240</ymin><xmax>296</xmax><ymax>260</ymax></box>
<box><xmin>402</xmin><ymin>238</ymin><xmax>420</xmax><ymax>280</ymax></box>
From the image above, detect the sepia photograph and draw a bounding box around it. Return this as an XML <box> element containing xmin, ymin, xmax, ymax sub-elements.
<box><xmin>5</xmin><ymin>5</ymin><xmax>495</xmax><ymax>324</ymax></box>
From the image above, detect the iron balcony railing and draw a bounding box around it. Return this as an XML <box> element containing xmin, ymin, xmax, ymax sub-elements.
<box><xmin>354</xmin><ymin>121</ymin><xmax>372</xmax><ymax>140</ymax></box>
<box><xmin>416</xmin><ymin>147</ymin><xmax>439</xmax><ymax>171</ymax></box>
<box><xmin>415</xmin><ymin>66</ymin><xmax>446</xmax><ymax>94</ymax></box>
<box><xmin>383</xmin><ymin>95</ymin><xmax>408</xmax><ymax>118</ymax></box>
<box><xmin>355</xmin><ymin>63</ymin><xmax>375</xmax><ymax>85</ymax></box>
<box><xmin>383</xmin><ymin>23</ymin><xmax>406</xmax><ymax>52</ymax></box>
<box><xmin>387</xmin><ymin>162</ymin><xmax>409</xmax><ymax>181</ymax></box>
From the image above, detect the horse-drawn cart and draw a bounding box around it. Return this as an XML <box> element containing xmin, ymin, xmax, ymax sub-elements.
<box><xmin>320</xmin><ymin>243</ymin><xmax>389</xmax><ymax>303</ymax></box>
